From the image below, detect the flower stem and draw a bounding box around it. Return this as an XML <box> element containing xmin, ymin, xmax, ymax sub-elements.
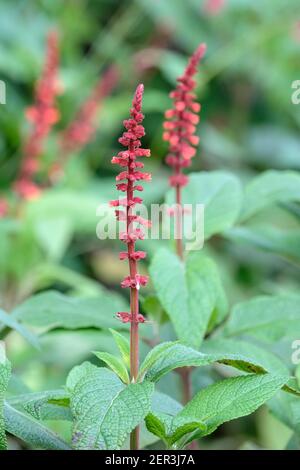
<box><xmin>175</xmin><ymin>186</ymin><xmax>197</xmax><ymax>449</ymax></box>
<box><xmin>175</xmin><ymin>182</ymin><xmax>183</xmax><ymax>260</ymax></box>
<box><xmin>128</xmin><ymin>142</ymin><xmax>140</xmax><ymax>450</ymax></box>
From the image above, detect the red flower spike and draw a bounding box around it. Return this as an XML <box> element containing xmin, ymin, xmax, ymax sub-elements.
<box><xmin>164</xmin><ymin>43</ymin><xmax>206</xmax><ymax>187</ymax></box>
<box><xmin>164</xmin><ymin>43</ymin><xmax>206</xmax><ymax>259</ymax></box>
<box><xmin>60</xmin><ymin>66</ymin><xmax>119</xmax><ymax>155</ymax></box>
<box><xmin>110</xmin><ymin>84</ymin><xmax>150</xmax><ymax>342</ymax></box>
<box><xmin>15</xmin><ymin>31</ymin><xmax>60</xmax><ymax>199</ymax></box>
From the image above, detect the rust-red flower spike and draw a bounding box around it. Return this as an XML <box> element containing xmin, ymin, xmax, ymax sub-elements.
<box><xmin>15</xmin><ymin>31</ymin><xmax>60</xmax><ymax>199</ymax></box>
<box><xmin>110</xmin><ymin>84</ymin><xmax>150</xmax><ymax>450</ymax></box>
<box><xmin>203</xmin><ymin>0</ymin><xmax>226</xmax><ymax>16</ymax></box>
<box><xmin>163</xmin><ymin>43</ymin><xmax>206</xmax><ymax>189</ymax></box>
<box><xmin>164</xmin><ymin>43</ymin><xmax>206</xmax><ymax>260</ymax></box>
<box><xmin>60</xmin><ymin>66</ymin><xmax>119</xmax><ymax>155</ymax></box>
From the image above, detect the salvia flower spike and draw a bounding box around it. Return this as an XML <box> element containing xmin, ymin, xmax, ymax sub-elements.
<box><xmin>15</xmin><ymin>31</ymin><xmax>60</xmax><ymax>200</ymax></box>
<box><xmin>49</xmin><ymin>66</ymin><xmax>119</xmax><ymax>182</ymax></box>
<box><xmin>110</xmin><ymin>83</ymin><xmax>150</xmax><ymax>450</ymax></box>
<box><xmin>59</xmin><ymin>66</ymin><xmax>119</xmax><ymax>155</ymax></box>
<box><xmin>163</xmin><ymin>43</ymin><xmax>206</xmax><ymax>258</ymax></box>
<box><xmin>163</xmin><ymin>43</ymin><xmax>206</xmax><ymax>188</ymax></box>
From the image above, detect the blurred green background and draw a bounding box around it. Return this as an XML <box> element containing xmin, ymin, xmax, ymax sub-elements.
<box><xmin>0</xmin><ymin>0</ymin><xmax>300</xmax><ymax>450</ymax></box>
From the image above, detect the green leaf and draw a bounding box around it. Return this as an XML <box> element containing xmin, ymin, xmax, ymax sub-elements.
<box><xmin>166</xmin><ymin>171</ymin><xmax>242</xmax><ymax>240</ymax></box>
<box><xmin>201</xmin><ymin>338</ymin><xmax>298</xmax><ymax>396</ymax></box>
<box><xmin>109</xmin><ymin>329</ymin><xmax>130</xmax><ymax>368</ymax></box>
<box><xmin>26</xmin><ymin>189</ymin><xmax>101</xmax><ymax>235</ymax></box>
<box><xmin>0</xmin><ymin>343</ymin><xmax>11</xmax><ymax>450</ymax></box>
<box><xmin>0</xmin><ymin>308</ymin><xmax>39</xmax><ymax>349</ymax></box>
<box><xmin>282</xmin><ymin>378</ymin><xmax>300</xmax><ymax>397</ymax></box>
<box><xmin>146</xmin><ymin>374</ymin><xmax>287</xmax><ymax>447</ymax></box>
<box><xmin>142</xmin><ymin>342</ymin><xmax>272</xmax><ymax>383</ymax></box>
<box><xmin>224</xmin><ymin>294</ymin><xmax>300</xmax><ymax>343</ymax></box>
<box><xmin>139</xmin><ymin>392</ymin><xmax>183</xmax><ymax>448</ymax></box>
<box><xmin>68</xmin><ymin>365</ymin><xmax>154</xmax><ymax>449</ymax></box>
<box><xmin>3</xmin><ymin>402</ymin><xmax>71</xmax><ymax>450</ymax></box>
<box><xmin>141</xmin><ymin>296</ymin><xmax>169</xmax><ymax>325</ymax></box>
<box><xmin>201</xmin><ymin>338</ymin><xmax>289</xmax><ymax>376</ymax></box>
<box><xmin>138</xmin><ymin>342</ymin><xmax>177</xmax><ymax>381</ymax></box>
<box><xmin>286</xmin><ymin>434</ymin><xmax>300</xmax><ymax>450</ymax></box>
<box><xmin>269</xmin><ymin>391</ymin><xmax>300</xmax><ymax>436</ymax></box>
<box><xmin>241</xmin><ymin>170</ymin><xmax>300</xmax><ymax>221</ymax></box>
<box><xmin>93</xmin><ymin>351</ymin><xmax>129</xmax><ymax>384</ymax></box>
<box><xmin>151</xmin><ymin>391</ymin><xmax>182</xmax><ymax>416</ymax></box>
<box><xmin>150</xmin><ymin>249</ymin><xmax>227</xmax><ymax>348</ymax></box>
<box><xmin>226</xmin><ymin>226</ymin><xmax>300</xmax><ymax>262</ymax></box>
<box><xmin>175</xmin><ymin>374</ymin><xmax>287</xmax><ymax>443</ymax></box>
<box><xmin>8</xmin><ymin>390</ymin><xmax>71</xmax><ymax>421</ymax></box>
<box><xmin>34</xmin><ymin>217</ymin><xmax>72</xmax><ymax>261</ymax></box>
<box><xmin>13</xmin><ymin>290</ymin><xmax>128</xmax><ymax>332</ymax></box>
<box><xmin>66</xmin><ymin>361</ymin><xmax>98</xmax><ymax>392</ymax></box>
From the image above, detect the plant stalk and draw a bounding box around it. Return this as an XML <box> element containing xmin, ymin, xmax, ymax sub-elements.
<box><xmin>128</xmin><ymin>142</ymin><xmax>140</xmax><ymax>450</ymax></box>
<box><xmin>175</xmin><ymin>183</ymin><xmax>198</xmax><ymax>450</ymax></box>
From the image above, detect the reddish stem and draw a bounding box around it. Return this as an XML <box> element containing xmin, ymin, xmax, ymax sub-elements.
<box><xmin>127</xmin><ymin>142</ymin><xmax>140</xmax><ymax>450</ymax></box>
<box><xmin>175</xmin><ymin>180</ymin><xmax>183</xmax><ymax>260</ymax></box>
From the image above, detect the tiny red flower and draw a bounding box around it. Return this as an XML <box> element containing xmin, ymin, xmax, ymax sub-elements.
<box><xmin>116</xmin><ymin>312</ymin><xmax>146</xmax><ymax>323</ymax></box>
<box><xmin>121</xmin><ymin>274</ymin><xmax>148</xmax><ymax>289</ymax></box>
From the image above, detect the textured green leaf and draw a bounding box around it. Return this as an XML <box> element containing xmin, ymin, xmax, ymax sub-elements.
<box><xmin>241</xmin><ymin>170</ymin><xmax>300</xmax><ymax>221</ymax></box>
<box><xmin>202</xmin><ymin>338</ymin><xmax>299</xmax><ymax>396</ymax></box>
<box><xmin>145</xmin><ymin>392</ymin><xmax>183</xmax><ymax>445</ymax></box>
<box><xmin>93</xmin><ymin>351</ymin><xmax>129</xmax><ymax>383</ymax></box>
<box><xmin>146</xmin><ymin>374</ymin><xmax>287</xmax><ymax>447</ymax></box>
<box><xmin>4</xmin><ymin>402</ymin><xmax>71</xmax><ymax>449</ymax></box>
<box><xmin>0</xmin><ymin>343</ymin><xmax>11</xmax><ymax>450</ymax></box>
<box><xmin>13</xmin><ymin>290</ymin><xmax>128</xmax><ymax>332</ymax></box>
<box><xmin>68</xmin><ymin>365</ymin><xmax>154</xmax><ymax>449</ymax></box>
<box><xmin>175</xmin><ymin>374</ymin><xmax>287</xmax><ymax>443</ymax></box>
<box><xmin>143</xmin><ymin>342</ymin><xmax>271</xmax><ymax>383</ymax></box>
<box><xmin>66</xmin><ymin>361</ymin><xmax>98</xmax><ymax>392</ymax></box>
<box><xmin>0</xmin><ymin>308</ymin><xmax>39</xmax><ymax>349</ymax></box>
<box><xmin>109</xmin><ymin>329</ymin><xmax>130</xmax><ymax>368</ymax></box>
<box><xmin>8</xmin><ymin>389</ymin><xmax>71</xmax><ymax>421</ymax></box>
<box><xmin>150</xmin><ymin>249</ymin><xmax>227</xmax><ymax>348</ymax></box>
<box><xmin>166</xmin><ymin>171</ymin><xmax>242</xmax><ymax>241</ymax></box>
<box><xmin>138</xmin><ymin>342</ymin><xmax>177</xmax><ymax>381</ymax></box>
<box><xmin>224</xmin><ymin>294</ymin><xmax>300</xmax><ymax>342</ymax></box>
<box><xmin>202</xmin><ymin>338</ymin><xmax>289</xmax><ymax>376</ymax></box>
